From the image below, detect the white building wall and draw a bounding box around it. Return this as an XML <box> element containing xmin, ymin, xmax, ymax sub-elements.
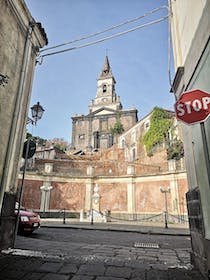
<box><xmin>170</xmin><ymin>0</ymin><xmax>210</xmax><ymax>275</ymax></box>
<box><xmin>170</xmin><ymin>0</ymin><xmax>206</xmax><ymax>69</ymax></box>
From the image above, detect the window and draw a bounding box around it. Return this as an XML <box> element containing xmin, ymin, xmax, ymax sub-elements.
<box><xmin>108</xmin><ymin>134</ymin><xmax>113</xmax><ymax>147</ymax></box>
<box><xmin>103</xmin><ymin>84</ymin><xmax>107</xmax><ymax>93</ymax></box>
<box><xmin>132</xmin><ymin>148</ymin><xmax>136</xmax><ymax>160</ymax></box>
<box><xmin>79</xmin><ymin>134</ymin><xmax>85</xmax><ymax>140</ymax></box>
<box><xmin>144</xmin><ymin>121</ymin><xmax>150</xmax><ymax>131</ymax></box>
<box><xmin>94</xmin><ymin>131</ymin><xmax>100</xmax><ymax>149</ymax></box>
<box><xmin>121</xmin><ymin>139</ymin><xmax>125</xmax><ymax>148</ymax></box>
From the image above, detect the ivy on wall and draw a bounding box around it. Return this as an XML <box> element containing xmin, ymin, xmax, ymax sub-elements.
<box><xmin>167</xmin><ymin>139</ymin><xmax>184</xmax><ymax>160</ymax></box>
<box><xmin>110</xmin><ymin>113</ymin><xmax>124</xmax><ymax>135</ymax></box>
<box><xmin>143</xmin><ymin>107</ymin><xmax>173</xmax><ymax>156</ymax></box>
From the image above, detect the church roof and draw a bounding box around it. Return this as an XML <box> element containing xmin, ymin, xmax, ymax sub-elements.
<box><xmin>88</xmin><ymin>106</ymin><xmax>118</xmax><ymax>116</ymax></box>
<box><xmin>98</xmin><ymin>55</ymin><xmax>114</xmax><ymax>80</ymax></box>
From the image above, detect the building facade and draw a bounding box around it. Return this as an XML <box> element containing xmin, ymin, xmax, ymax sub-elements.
<box><xmin>0</xmin><ymin>0</ymin><xmax>47</xmax><ymax>249</ymax></box>
<box><xmin>20</xmin><ymin>107</ymin><xmax>187</xmax><ymax>222</ymax></box>
<box><xmin>19</xmin><ymin>148</ymin><xmax>188</xmax><ymax>222</ymax></box>
<box><xmin>71</xmin><ymin>56</ymin><xmax>138</xmax><ymax>152</ymax></box>
<box><xmin>170</xmin><ymin>0</ymin><xmax>210</xmax><ymax>277</ymax></box>
<box><xmin>118</xmin><ymin>108</ymin><xmax>180</xmax><ymax>163</ymax></box>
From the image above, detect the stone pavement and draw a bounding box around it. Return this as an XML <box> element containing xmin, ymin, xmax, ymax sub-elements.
<box><xmin>0</xmin><ymin>220</ymin><xmax>205</xmax><ymax>279</ymax></box>
<box><xmin>40</xmin><ymin>218</ymin><xmax>190</xmax><ymax>236</ymax></box>
<box><xmin>0</xmin><ymin>248</ymin><xmax>205</xmax><ymax>280</ymax></box>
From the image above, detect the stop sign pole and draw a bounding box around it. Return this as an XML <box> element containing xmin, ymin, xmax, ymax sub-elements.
<box><xmin>174</xmin><ymin>89</ymin><xmax>210</xmax><ymax>187</ymax></box>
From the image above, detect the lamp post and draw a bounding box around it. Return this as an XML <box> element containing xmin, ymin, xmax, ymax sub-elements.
<box><xmin>14</xmin><ymin>102</ymin><xmax>44</xmax><ymax>243</ymax></box>
<box><xmin>160</xmin><ymin>187</ymin><xmax>170</xmax><ymax>229</ymax></box>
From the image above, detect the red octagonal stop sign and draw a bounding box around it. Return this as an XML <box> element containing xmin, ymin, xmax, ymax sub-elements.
<box><xmin>174</xmin><ymin>89</ymin><xmax>210</xmax><ymax>124</ymax></box>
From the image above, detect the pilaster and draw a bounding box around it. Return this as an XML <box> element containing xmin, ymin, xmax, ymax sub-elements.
<box><xmin>85</xmin><ymin>166</ymin><xmax>95</xmax><ymax>210</ymax></box>
<box><xmin>127</xmin><ymin>166</ymin><xmax>136</xmax><ymax>215</ymax></box>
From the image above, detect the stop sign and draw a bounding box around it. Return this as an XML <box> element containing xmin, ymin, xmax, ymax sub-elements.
<box><xmin>174</xmin><ymin>89</ymin><xmax>210</xmax><ymax>124</ymax></box>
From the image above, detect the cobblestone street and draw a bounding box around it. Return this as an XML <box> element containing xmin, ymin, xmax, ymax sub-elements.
<box><xmin>0</xmin><ymin>249</ymin><xmax>204</xmax><ymax>280</ymax></box>
<box><xmin>0</xmin><ymin>224</ymin><xmax>205</xmax><ymax>279</ymax></box>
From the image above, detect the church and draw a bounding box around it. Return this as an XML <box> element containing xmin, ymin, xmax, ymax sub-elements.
<box><xmin>70</xmin><ymin>56</ymin><xmax>138</xmax><ymax>152</ymax></box>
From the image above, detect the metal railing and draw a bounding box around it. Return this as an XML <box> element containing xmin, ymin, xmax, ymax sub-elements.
<box><xmin>39</xmin><ymin>209</ymin><xmax>189</xmax><ymax>227</ymax></box>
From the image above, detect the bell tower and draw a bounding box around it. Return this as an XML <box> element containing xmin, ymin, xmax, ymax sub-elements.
<box><xmin>89</xmin><ymin>56</ymin><xmax>122</xmax><ymax>113</ymax></box>
<box><xmin>71</xmin><ymin>55</ymin><xmax>138</xmax><ymax>152</ymax></box>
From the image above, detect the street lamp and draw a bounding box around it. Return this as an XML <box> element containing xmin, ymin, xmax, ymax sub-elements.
<box><xmin>14</xmin><ymin>101</ymin><xmax>44</xmax><ymax>244</ymax></box>
<box><xmin>27</xmin><ymin>102</ymin><xmax>45</xmax><ymax>125</ymax></box>
<box><xmin>160</xmin><ymin>187</ymin><xmax>171</xmax><ymax>229</ymax></box>
<box><xmin>30</xmin><ymin>102</ymin><xmax>45</xmax><ymax>125</ymax></box>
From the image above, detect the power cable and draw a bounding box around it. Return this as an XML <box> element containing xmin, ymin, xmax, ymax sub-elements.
<box><xmin>37</xmin><ymin>15</ymin><xmax>169</xmax><ymax>63</ymax></box>
<box><xmin>40</xmin><ymin>5</ymin><xmax>169</xmax><ymax>53</ymax></box>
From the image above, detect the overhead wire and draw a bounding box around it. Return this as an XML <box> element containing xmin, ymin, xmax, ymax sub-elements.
<box><xmin>35</xmin><ymin>4</ymin><xmax>176</xmax><ymax>97</ymax></box>
<box><xmin>40</xmin><ymin>5</ymin><xmax>168</xmax><ymax>53</ymax></box>
<box><xmin>37</xmin><ymin>15</ymin><xmax>169</xmax><ymax>64</ymax></box>
<box><xmin>167</xmin><ymin>0</ymin><xmax>175</xmax><ymax>94</ymax></box>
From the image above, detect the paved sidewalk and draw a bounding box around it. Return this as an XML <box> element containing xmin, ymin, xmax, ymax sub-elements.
<box><xmin>41</xmin><ymin>218</ymin><xmax>190</xmax><ymax>236</ymax></box>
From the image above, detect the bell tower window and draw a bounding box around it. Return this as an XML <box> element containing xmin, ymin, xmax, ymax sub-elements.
<box><xmin>103</xmin><ymin>84</ymin><xmax>107</xmax><ymax>93</ymax></box>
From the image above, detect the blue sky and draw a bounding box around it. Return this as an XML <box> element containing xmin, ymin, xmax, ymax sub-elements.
<box><xmin>25</xmin><ymin>0</ymin><xmax>175</xmax><ymax>143</ymax></box>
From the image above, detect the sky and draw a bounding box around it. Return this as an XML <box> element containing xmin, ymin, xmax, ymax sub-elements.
<box><xmin>25</xmin><ymin>0</ymin><xmax>175</xmax><ymax>143</ymax></box>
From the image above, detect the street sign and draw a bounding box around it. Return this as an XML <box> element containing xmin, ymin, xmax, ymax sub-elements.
<box><xmin>174</xmin><ymin>89</ymin><xmax>210</xmax><ymax>124</ymax></box>
<box><xmin>22</xmin><ymin>139</ymin><xmax>36</xmax><ymax>159</ymax></box>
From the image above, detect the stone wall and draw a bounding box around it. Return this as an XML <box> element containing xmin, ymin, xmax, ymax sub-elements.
<box><xmin>0</xmin><ymin>0</ymin><xmax>47</xmax><ymax>249</ymax></box>
<box><xmin>19</xmin><ymin>166</ymin><xmax>188</xmax><ymax>222</ymax></box>
<box><xmin>34</xmin><ymin>157</ymin><xmax>168</xmax><ymax>177</ymax></box>
<box><xmin>50</xmin><ymin>182</ymin><xmax>86</xmax><ymax>211</ymax></box>
<box><xmin>99</xmin><ymin>183</ymin><xmax>127</xmax><ymax>212</ymax></box>
<box><xmin>19</xmin><ymin>144</ymin><xmax>189</xmax><ymax>222</ymax></box>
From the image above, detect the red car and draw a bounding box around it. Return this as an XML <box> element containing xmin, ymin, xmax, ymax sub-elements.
<box><xmin>16</xmin><ymin>205</ymin><xmax>41</xmax><ymax>235</ymax></box>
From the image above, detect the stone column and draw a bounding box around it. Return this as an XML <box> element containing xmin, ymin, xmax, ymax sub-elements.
<box><xmin>127</xmin><ymin>166</ymin><xmax>136</xmax><ymax>218</ymax></box>
<box><xmin>168</xmin><ymin>160</ymin><xmax>180</xmax><ymax>217</ymax></box>
<box><xmin>92</xmin><ymin>184</ymin><xmax>100</xmax><ymax>211</ymax></box>
<box><xmin>71</xmin><ymin>119</ymin><xmax>76</xmax><ymax>150</ymax></box>
<box><xmin>85</xmin><ymin>166</ymin><xmax>95</xmax><ymax>211</ymax></box>
<box><xmin>85</xmin><ymin>182</ymin><xmax>92</xmax><ymax>211</ymax></box>
<box><xmin>168</xmin><ymin>159</ymin><xmax>176</xmax><ymax>171</ymax></box>
<box><xmin>40</xmin><ymin>182</ymin><xmax>53</xmax><ymax>212</ymax></box>
<box><xmin>170</xmin><ymin>175</ymin><xmax>180</xmax><ymax>217</ymax></box>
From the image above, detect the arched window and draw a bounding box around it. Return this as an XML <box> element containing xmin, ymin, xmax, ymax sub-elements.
<box><xmin>103</xmin><ymin>84</ymin><xmax>107</xmax><ymax>93</ymax></box>
<box><xmin>121</xmin><ymin>139</ymin><xmax>125</xmax><ymax>148</ymax></box>
<box><xmin>132</xmin><ymin>148</ymin><xmax>136</xmax><ymax>161</ymax></box>
<box><xmin>144</xmin><ymin>121</ymin><xmax>150</xmax><ymax>131</ymax></box>
<box><xmin>94</xmin><ymin>131</ymin><xmax>100</xmax><ymax>149</ymax></box>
